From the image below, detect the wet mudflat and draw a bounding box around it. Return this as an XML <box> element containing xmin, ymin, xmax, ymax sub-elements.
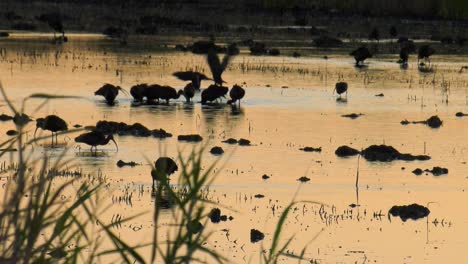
<box><xmin>0</xmin><ymin>34</ymin><xmax>467</xmax><ymax>263</ymax></box>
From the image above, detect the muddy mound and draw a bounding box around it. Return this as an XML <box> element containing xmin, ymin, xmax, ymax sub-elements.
<box><xmin>178</xmin><ymin>134</ymin><xmax>203</xmax><ymax>142</ymax></box>
<box><xmin>299</xmin><ymin>146</ymin><xmax>322</xmax><ymax>152</ymax></box>
<box><xmin>335</xmin><ymin>146</ymin><xmax>360</xmax><ymax>157</ymax></box>
<box><xmin>250</xmin><ymin>229</ymin><xmax>265</xmax><ymax>243</ymax></box>
<box><xmin>95</xmin><ymin>120</ymin><xmax>172</xmax><ymax>138</ymax></box>
<box><xmin>389</xmin><ymin>204</ymin><xmax>430</xmax><ymax>221</ymax></box>
<box><xmin>210</xmin><ymin>146</ymin><xmax>224</xmax><ymax>155</ymax></box>
<box><xmin>0</xmin><ymin>114</ymin><xmax>13</xmax><ymax>121</ymax></box>
<box><xmin>362</xmin><ymin>145</ymin><xmax>430</xmax><ymax>162</ymax></box>
<box><xmin>413</xmin><ymin>167</ymin><xmax>448</xmax><ymax>176</ymax></box>
<box><xmin>238</xmin><ymin>138</ymin><xmax>251</xmax><ymax>146</ymax></box>
<box><xmin>297</xmin><ymin>176</ymin><xmax>310</xmax><ymax>182</ymax></box>
<box><xmin>456</xmin><ymin>112</ymin><xmax>468</xmax><ymax>117</ymax></box>
<box><xmin>401</xmin><ymin>115</ymin><xmax>443</xmax><ymax>128</ymax></box>
<box><xmin>222</xmin><ymin>138</ymin><xmax>237</xmax><ymax>144</ymax></box>
<box><xmin>116</xmin><ymin>160</ymin><xmax>139</xmax><ymax>167</ymax></box>
<box><xmin>342</xmin><ymin>113</ymin><xmax>363</xmax><ymax>119</ymax></box>
<box><xmin>335</xmin><ymin>145</ymin><xmax>430</xmax><ymax>161</ymax></box>
<box><xmin>222</xmin><ymin>138</ymin><xmax>252</xmax><ymax>146</ymax></box>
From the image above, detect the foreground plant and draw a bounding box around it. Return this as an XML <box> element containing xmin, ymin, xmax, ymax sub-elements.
<box><xmin>0</xmin><ymin>83</ymin><xmax>144</xmax><ymax>263</ymax></box>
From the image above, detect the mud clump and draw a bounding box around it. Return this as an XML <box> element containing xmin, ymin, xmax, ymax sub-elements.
<box><xmin>222</xmin><ymin>138</ymin><xmax>237</xmax><ymax>144</ymax></box>
<box><xmin>341</xmin><ymin>113</ymin><xmax>363</xmax><ymax>119</ymax></box>
<box><xmin>299</xmin><ymin>147</ymin><xmax>322</xmax><ymax>152</ymax></box>
<box><xmin>389</xmin><ymin>204</ymin><xmax>430</xmax><ymax>221</ymax></box>
<box><xmin>210</xmin><ymin>146</ymin><xmax>224</xmax><ymax>155</ymax></box>
<box><xmin>208</xmin><ymin>208</ymin><xmax>230</xmax><ymax>223</ymax></box>
<box><xmin>413</xmin><ymin>167</ymin><xmax>448</xmax><ymax>176</ymax></box>
<box><xmin>209</xmin><ymin>208</ymin><xmax>221</xmax><ymax>223</ymax></box>
<box><xmin>6</xmin><ymin>130</ymin><xmax>18</xmax><ymax>136</ymax></box>
<box><xmin>238</xmin><ymin>138</ymin><xmax>251</xmax><ymax>146</ymax></box>
<box><xmin>178</xmin><ymin>134</ymin><xmax>203</xmax><ymax>142</ymax></box>
<box><xmin>426</xmin><ymin>116</ymin><xmax>443</xmax><ymax>128</ymax></box>
<box><xmin>95</xmin><ymin>120</ymin><xmax>172</xmax><ymax>138</ymax></box>
<box><xmin>375</xmin><ymin>93</ymin><xmax>384</xmax><ymax>97</ymax></box>
<box><xmin>116</xmin><ymin>160</ymin><xmax>139</xmax><ymax>167</ymax></box>
<box><xmin>400</xmin><ymin>115</ymin><xmax>443</xmax><ymax>128</ymax></box>
<box><xmin>262</xmin><ymin>174</ymin><xmax>270</xmax><ymax>180</ymax></box>
<box><xmin>297</xmin><ymin>176</ymin><xmax>310</xmax><ymax>182</ymax></box>
<box><xmin>0</xmin><ymin>114</ymin><xmax>13</xmax><ymax>121</ymax></box>
<box><xmin>362</xmin><ymin>145</ymin><xmax>430</xmax><ymax>162</ymax></box>
<box><xmin>254</xmin><ymin>194</ymin><xmax>265</xmax><ymax>198</ymax></box>
<box><xmin>250</xmin><ymin>229</ymin><xmax>265</xmax><ymax>243</ymax></box>
<box><xmin>428</xmin><ymin>167</ymin><xmax>448</xmax><ymax>176</ymax></box>
<box><xmin>152</xmin><ymin>129</ymin><xmax>172</xmax><ymax>138</ymax></box>
<box><xmin>455</xmin><ymin>112</ymin><xmax>467</xmax><ymax>117</ymax></box>
<box><xmin>335</xmin><ymin>146</ymin><xmax>360</xmax><ymax>157</ymax></box>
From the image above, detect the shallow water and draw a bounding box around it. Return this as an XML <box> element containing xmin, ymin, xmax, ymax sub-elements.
<box><xmin>0</xmin><ymin>34</ymin><xmax>467</xmax><ymax>263</ymax></box>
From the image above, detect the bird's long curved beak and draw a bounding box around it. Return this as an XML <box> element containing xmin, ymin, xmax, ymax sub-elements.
<box><xmin>111</xmin><ymin>138</ymin><xmax>118</xmax><ymax>152</ymax></box>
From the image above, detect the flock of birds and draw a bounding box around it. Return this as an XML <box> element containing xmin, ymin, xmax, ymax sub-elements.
<box><xmin>31</xmin><ymin>37</ymin><xmax>442</xmax><ymax>188</ymax></box>
<box><xmin>350</xmin><ymin>42</ymin><xmax>435</xmax><ymax>67</ymax></box>
<box><xmin>33</xmin><ymin>47</ymin><xmax>246</xmax><ymax>188</ymax></box>
<box><xmin>94</xmin><ymin>49</ymin><xmax>245</xmax><ymax>106</ymax></box>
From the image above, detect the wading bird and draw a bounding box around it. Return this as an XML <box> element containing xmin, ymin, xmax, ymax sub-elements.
<box><xmin>151</xmin><ymin>157</ymin><xmax>178</xmax><ymax>187</ymax></box>
<box><xmin>227</xmin><ymin>84</ymin><xmax>245</xmax><ymax>107</ymax></box>
<box><xmin>207</xmin><ymin>49</ymin><xmax>232</xmax><ymax>85</ymax></box>
<box><xmin>350</xmin><ymin>47</ymin><xmax>372</xmax><ymax>67</ymax></box>
<box><xmin>398</xmin><ymin>45</ymin><xmax>415</xmax><ymax>65</ymax></box>
<box><xmin>94</xmin><ymin>83</ymin><xmax>126</xmax><ymax>105</ymax></box>
<box><xmin>173</xmin><ymin>71</ymin><xmax>210</xmax><ymax>90</ymax></box>
<box><xmin>418</xmin><ymin>45</ymin><xmax>435</xmax><ymax>65</ymax></box>
<box><xmin>334</xmin><ymin>82</ymin><xmax>348</xmax><ymax>98</ymax></box>
<box><xmin>74</xmin><ymin>131</ymin><xmax>118</xmax><ymax>156</ymax></box>
<box><xmin>159</xmin><ymin>86</ymin><xmax>182</xmax><ymax>104</ymax></box>
<box><xmin>34</xmin><ymin>115</ymin><xmax>68</xmax><ymax>145</ymax></box>
<box><xmin>179</xmin><ymin>83</ymin><xmax>195</xmax><ymax>103</ymax></box>
<box><xmin>130</xmin><ymin>83</ymin><xmax>148</xmax><ymax>102</ymax></box>
<box><xmin>201</xmin><ymin>84</ymin><xmax>229</xmax><ymax>104</ymax></box>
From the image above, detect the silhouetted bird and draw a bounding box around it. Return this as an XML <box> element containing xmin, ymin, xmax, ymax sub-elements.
<box><xmin>201</xmin><ymin>84</ymin><xmax>229</xmax><ymax>104</ymax></box>
<box><xmin>159</xmin><ymin>86</ymin><xmax>182</xmax><ymax>104</ymax></box>
<box><xmin>94</xmin><ymin>83</ymin><xmax>126</xmax><ymax>105</ymax></box>
<box><xmin>351</xmin><ymin>47</ymin><xmax>372</xmax><ymax>66</ymax></box>
<box><xmin>74</xmin><ymin>131</ymin><xmax>118</xmax><ymax>156</ymax></box>
<box><xmin>334</xmin><ymin>82</ymin><xmax>348</xmax><ymax>98</ymax></box>
<box><xmin>418</xmin><ymin>45</ymin><xmax>435</xmax><ymax>65</ymax></box>
<box><xmin>207</xmin><ymin>49</ymin><xmax>232</xmax><ymax>85</ymax></box>
<box><xmin>130</xmin><ymin>83</ymin><xmax>148</xmax><ymax>102</ymax></box>
<box><xmin>36</xmin><ymin>13</ymin><xmax>66</xmax><ymax>42</ymax></box>
<box><xmin>34</xmin><ymin>115</ymin><xmax>68</xmax><ymax>145</ymax></box>
<box><xmin>227</xmin><ymin>84</ymin><xmax>245</xmax><ymax>107</ymax></box>
<box><xmin>179</xmin><ymin>83</ymin><xmax>195</xmax><ymax>103</ymax></box>
<box><xmin>398</xmin><ymin>45</ymin><xmax>416</xmax><ymax>65</ymax></box>
<box><xmin>144</xmin><ymin>84</ymin><xmax>162</xmax><ymax>104</ymax></box>
<box><xmin>172</xmin><ymin>71</ymin><xmax>210</xmax><ymax>90</ymax></box>
<box><xmin>151</xmin><ymin>157</ymin><xmax>178</xmax><ymax>187</ymax></box>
